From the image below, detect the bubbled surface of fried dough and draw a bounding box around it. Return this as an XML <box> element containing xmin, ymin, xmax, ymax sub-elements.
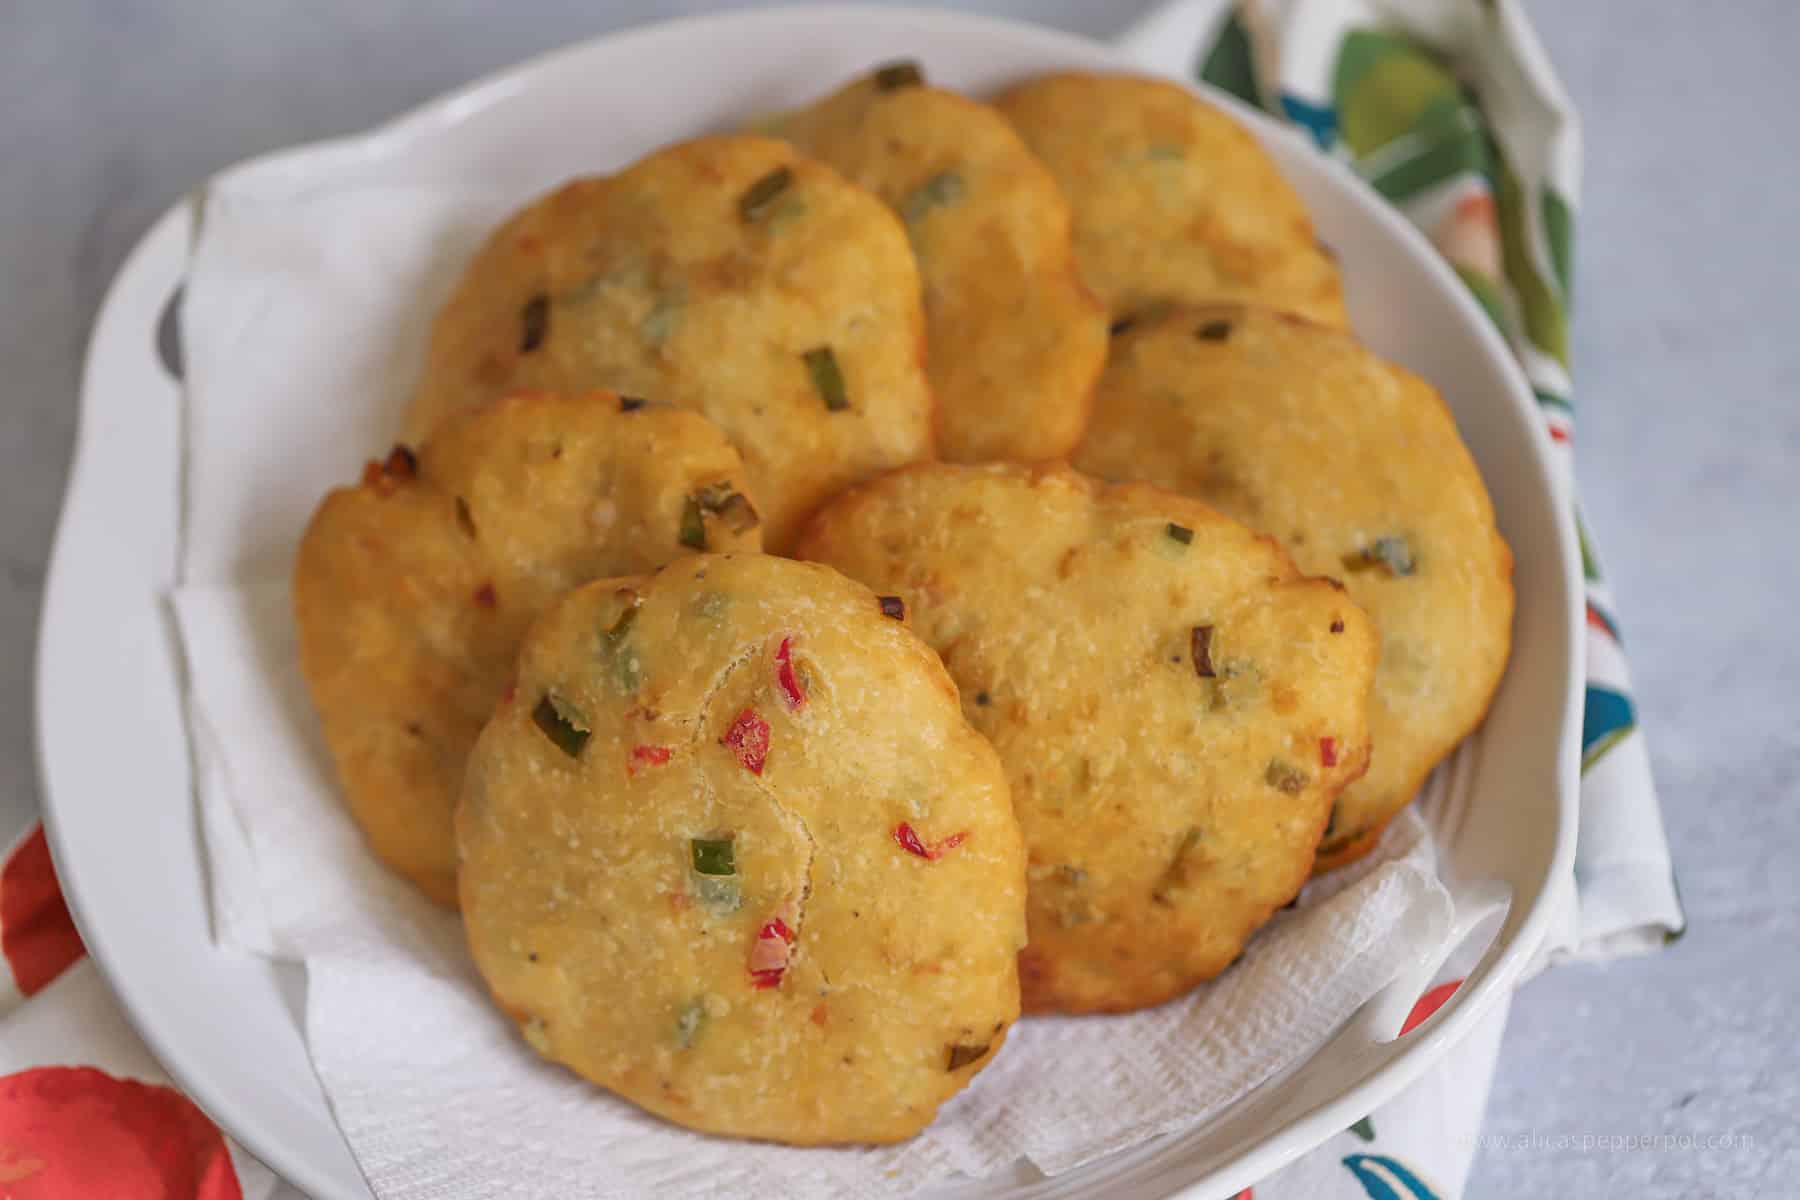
<box><xmin>795</xmin><ymin>462</ymin><xmax>1378</xmax><ymax>1013</ymax></box>
<box><xmin>994</xmin><ymin>72</ymin><xmax>1347</xmax><ymax>330</ymax></box>
<box><xmin>406</xmin><ymin>135</ymin><xmax>935</xmax><ymax>550</ymax></box>
<box><xmin>1075</xmin><ymin>306</ymin><xmax>1514</xmax><ymax>872</ymax></box>
<box><xmin>457</xmin><ymin>554</ymin><xmax>1026</xmax><ymax>1143</ymax></box>
<box><xmin>772</xmin><ymin>67</ymin><xmax>1107</xmax><ymax>464</ymax></box>
<box><xmin>294</xmin><ymin>392</ymin><xmax>762</xmax><ymax>905</ymax></box>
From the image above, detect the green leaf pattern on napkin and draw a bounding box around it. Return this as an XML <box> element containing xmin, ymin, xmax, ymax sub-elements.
<box><xmin>1199</xmin><ymin>4</ymin><xmax>1648</xmax><ymax>779</ymax></box>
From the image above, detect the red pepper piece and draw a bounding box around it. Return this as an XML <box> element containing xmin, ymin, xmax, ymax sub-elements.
<box><xmin>473</xmin><ymin>582</ymin><xmax>497</xmax><ymax>609</ymax></box>
<box><xmin>895</xmin><ymin>822</ymin><xmax>930</xmax><ymax>858</ymax></box>
<box><xmin>1320</xmin><ymin>737</ymin><xmax>1339</xmax><ymax>768</ymax></box>
<box><xmin>775</xmin><ymin>637</ymin><xmax>806</xmax><ymax>710</ymax></box>
<box><xmin>628</xmin><ymin>744</ymin><xmax>672</xmax><ymax>776</ymax></box>
<box><xmin>748</xmin><ymin>915</ymin><xmax>796</xmax><ymax>989</ymax></box>
<box><xmin>722</xmin><ymin>708</ymin><xmax>771</xmax><ymax>774</ymax></box>
<box><xmin>894</xmin><ymin>822</ymin><xmax>968</xmax><ymax>860</ymax></box>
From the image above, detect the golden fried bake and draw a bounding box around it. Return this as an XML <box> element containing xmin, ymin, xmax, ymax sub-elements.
<box><xmin>994</xmin><ymin>72</ymin><xmax>1347</xmax><ymax>329</ymax></box>
<box><xmin>795</xmin><ymin>462</ymin><xmax>1377</xmax><ymax>1012</ymax></box>
<box><xmin>457</xmin><ymin>553</ymin><xmax>1027</xmax><ymax>1143</ymax></box>
<box><xmin>1075</xmin><ymin>306</ymin><xmax>1514</xmax><ymax>870</ymax></box>
<box><xmin>405</xmin><ymin>135</ymin><xmax>934</xmax><ymax>550</ymax></box>
<box><xmin>294</xmin><ymin>392</ymin><xmax>762</xmax><ymax>905</ymax></box>
<box><xmin>771</xmin><ymin>63</ymin><xmax>1107</xmax><ymax>463</ymax></box>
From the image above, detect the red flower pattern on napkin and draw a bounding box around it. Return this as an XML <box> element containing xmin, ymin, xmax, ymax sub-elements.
<box><xmin>0</xmin><ymin>1065</ymin><xmax>241</xmax><ymax>1198</ymax></box>
<box><xmin>0</xmin><ymin>826</ymin><xmax>243</xmax><ymax>1197</ymax></box>
<box><xmin>1399</xmin><ymin>979</ymin><xmax>1464</xmax><ymax>1037</ymax></box>
<box><xmin>0</xmin><ymin>827</ymin><xmax>84</xmax><ymax>997</ymax></box>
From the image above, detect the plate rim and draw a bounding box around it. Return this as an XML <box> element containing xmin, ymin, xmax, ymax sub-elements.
<box><xmin>38</xmin><ymin>6</ymin><xmax>1583</xmax><ymax>1198</ymax></box>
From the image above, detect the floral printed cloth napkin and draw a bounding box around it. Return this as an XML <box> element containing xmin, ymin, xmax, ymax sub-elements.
<box><xmin>1112</xmin><ymin>0</ymin><xmax>1688</xmax><ymax>1194</ymax></box>
<box><xmin>0</xmin><ymin>825</ymin><xmax>276</xmax><ymax>1196</ymax></box>
<box><xmin>0</xmin><ymin>2</ymin><xmax>1682</xmax><ymax>1197</ymax></box>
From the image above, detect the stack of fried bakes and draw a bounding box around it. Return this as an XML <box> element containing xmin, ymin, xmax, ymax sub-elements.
<box><xmin>293</xmin><ymin>65</ymin><xmax>1512</xmax><ymax>1147</ymax></box>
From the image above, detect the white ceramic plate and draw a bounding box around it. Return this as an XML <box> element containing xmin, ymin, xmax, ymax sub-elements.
<box><xmin>37</xmin><ymin>7</ymin><xmax>1581</xmax><ymax>1198</ymax></box>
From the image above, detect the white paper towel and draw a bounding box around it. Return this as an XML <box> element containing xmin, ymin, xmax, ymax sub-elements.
<box><xmin>172</xmin><ymin>177</ymin><xmax>1455</xmax><ymax>1197</ymax></box>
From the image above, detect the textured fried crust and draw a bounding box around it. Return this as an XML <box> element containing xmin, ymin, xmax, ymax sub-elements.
<box><xmin>771</xmin><ymin>68</ymin><xmax>1107</xmax><ymax>463</ymax></box>
<box><xmin>405</xmin><ymin>134</ymin><xmax>935</xmax><ymax>550</ymax></box>
<box><xmin>457</xmin><ymin>554</ymin><xmax>1026</xmax><ymax>1143</ymax></box>
<box><xmin>993</xmin><ymin>72</ymin><xmax>1347</xmax><ymax>329</ymax></box>
<box><xmin>795</xmin><ymin>463</ymin><xmax>1377</xmax><ymax>1013</ymax></box>
<box><xmin>294</xmin><ymin>392</ymin><xmax>762</xmax><ymax>905</ymax></box>
<box><xmin>1074</xmin><ymin>306</ymin><xmax>1514</xmax><ymax>871</ymax></box>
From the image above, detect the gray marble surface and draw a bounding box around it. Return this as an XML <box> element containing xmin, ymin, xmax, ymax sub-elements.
<box><xmin>3</xmin><ymin>3</ymin><xmax>1795</xmax><ymax>1197</ymax></box>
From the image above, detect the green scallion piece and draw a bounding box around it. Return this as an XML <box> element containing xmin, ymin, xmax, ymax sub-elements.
<box><xmin>694</xmin><ymin>481</ymin><xmax>734</xmax><ymax>508</ymax></box>
<box><xmin>1165</xmin><ymin>522</ymin><xmax>1194</xmax><ymax>545</ymax></box>
<box><xmin>713</xmin><ymin>491</ymin><xmax>759</xmax><ymax>534</ymax></box>
<box><xmin>690</xmin><ymin>837</ymin><xmax>736</xmax><ymax>877</ymax></box>
<box><xmin>1342</xmin><ymin>535</ymin><xmax>1415</xmax><ymax>577</ymax></box>
<box><xmin>674</xmin><ymin>998</ymin><xmax>707</xmax><ymax>1048</ymax></box>
<box><xmin>603</xmin><ymin>594</ymin><xmax>640</xmax><ymax>647</ymax></box>
<box><xmin>901</xmin><ymin>169</ymin><xmax>966</xmax><ymax>224</ymax></box>
<box><xmin>679</xmin><ymin>495</ymin><xmax>707</xmax><ymax>550</ymax></box>
<box><xmin>614</xmin><ymin>649</ymin><xmax>641</xmax><ymax>694</ymax></box>
<box><xmin>694</xmin><ymin>874</ymin><xmax>741</xmax><ymax>913</ymax></box>
<box><xmin>641</xmin><ymin>297</ymin><xmax>682</xmax><ymax>345</ymax></box>
<box><xmin>597</xmin><ymin>592</ymin><xmax>642</xmax><ymax>691</ymax></box>
<box><xmin>739</xmin><ymin>166</ymin><xmax>793</xmax><ymax>223</ymax></box>
<box><xmin>1264</xmin><ymin>759</ymin><xmax>1309</xmax><ymax>795</ymax></box>
<box><xmin>803</xmin><ymin>346</ymin><xmax>849</xmax><ymax>412</ymax></box>
<box><xmin>613</xmin><ymin>625</ymin><xmax>644</xmax><ymax>696</ymax></box>
<box><xmin>692</xmin><ymin>483</ymin><xmax>760</xmax><ymax>535</ymax></box>
<box><xmin>532</xmin><ymin>693</ymin><xmax>590</xmax><ymax>758</ymax></box>
<box><xmin>873</xmin><ymin>60</ymin><xmax>924</xmax><ymax>91</ymax></box>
